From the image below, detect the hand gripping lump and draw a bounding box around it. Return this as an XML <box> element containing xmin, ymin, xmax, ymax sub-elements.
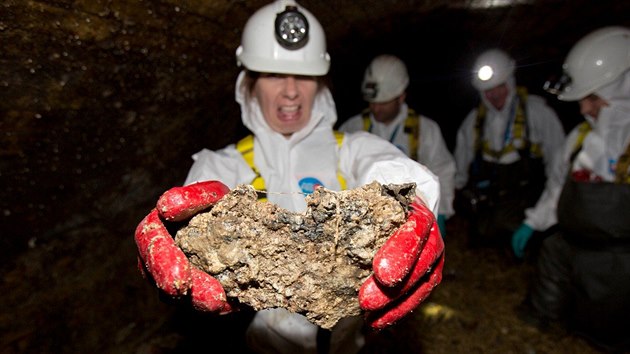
<box><xmin>175</xmin><ymin>181</ymin><xmax>416</xmax><ymax>329</ymax></box>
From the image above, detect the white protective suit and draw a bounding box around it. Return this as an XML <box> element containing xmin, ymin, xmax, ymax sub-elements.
<box><xmin>184</xmin><ymin>71</ymin><xmax>440</xmax><ymax>354</ymax></box>
<box><xmin>523</xmin><ymin>70</ymin><xmax>630</xmax><ymax>231</ymax></box>
<box><xmin>454</xmin><ymin>77</ymin><xmax>566</xmax><ymax>189</ymax></box>
<box><xmin>340</xmin><ymin>103</ymin><xmax>456</xmax><ymax>218</ymax></box>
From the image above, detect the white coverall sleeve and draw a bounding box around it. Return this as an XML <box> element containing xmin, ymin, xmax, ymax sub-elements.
<box><xmin>527</xmin><ymin>96</ymin><xmax>567</xmax><ymax>176</ymax></box>
<box><xmin>418</xmin><ymin>118</ymin><xmax>456</xmax><ymax>217</ymax></box>
<box><xmin>523</xmin><ymin>126</ymin><xmax>579</xmax><ymax>231</ymax></box>
<box><xmin>183</xmin><ymin>146</ymin><xmax>255</xmax><ymax>188</ymax></box>
<box><xmin>339</xmin><ymin>131</ymin><xmax>440</xmax><ymax>214</ymax></box>
<box><xmin>338</xmin><ymin>114</ymin><xmax>363</xmax><ymax>134</ymax></box>
<box><xmin>454</xmin><ymin>109</ymin><xmax>478</xmax><ymax>189</ymax></box>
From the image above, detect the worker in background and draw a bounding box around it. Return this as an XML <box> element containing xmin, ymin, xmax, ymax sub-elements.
<box><xmin>515</xmin><ymin>26</ymin><xmax>630</xmax><ymax>352</ymax></box>
<box><xmin>454</xmin><ymin>48</ymin><xmax>565</xmax><ymax>249</ymax></box>
<box><xmin>339</xmin><ymin>54</ymin><xmax>456</xmax><ymax>237</ymax></box>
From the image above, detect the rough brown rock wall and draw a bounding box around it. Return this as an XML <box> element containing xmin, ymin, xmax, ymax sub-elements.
<box><xmin>2</xmin><ymin>0</ymin><xmax>630</xmax><ymax>264</ymax></box>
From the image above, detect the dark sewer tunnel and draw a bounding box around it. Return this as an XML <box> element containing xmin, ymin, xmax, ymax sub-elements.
<box><xmin>3</xmin><ymin>1</ymin><xmax>628</xmax><ymax>259</ymax></box>
<box><xmin>1</xmin><ymin>1</ymin><xmax>630</xmax><ymax>352</ymax></box>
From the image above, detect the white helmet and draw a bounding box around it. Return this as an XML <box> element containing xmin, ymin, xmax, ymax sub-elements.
<box><xmin>557</xmin><ymin>26</ymin><xmax>630</xmax><ymax>101</ymax></box>
<box><xmin>361</xmin><ymin>55</ymin><xmax>409</xmax><ymax>103</ymax></box>
<box><xmin>235</xmin><ymin>0</ymin><xmax>330</xmax><ymax>76</ymax></box>
<box><xmin>471</xmin><ymin>48</ymin><xmax>515</xmax><ymax>91</ymax></box>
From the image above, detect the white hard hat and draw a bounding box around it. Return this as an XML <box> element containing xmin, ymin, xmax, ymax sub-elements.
<box><xmin>471</xmin><ymin>48</ymin><xmax>515</xmax><ymax>91</ymax></box>
<box><xmin>235</xmin><ymin>0</ymin><xmax>330</xmax><ymax>76</ymax></box>
<box><xmin>362</xmin><ymin>55</ymin><xmax>409</xmax><ymax>103</ymax></box>
<box><xmin>557</xmin><ymin>26</ymin><xmax>630</xmax><ymax>101</ymax></box>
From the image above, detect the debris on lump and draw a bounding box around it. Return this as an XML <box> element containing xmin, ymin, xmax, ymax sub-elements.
<box><xmin>175</xmin><ymin>181</ymin><xmax>416</xmax><ymax>329</ymax></box>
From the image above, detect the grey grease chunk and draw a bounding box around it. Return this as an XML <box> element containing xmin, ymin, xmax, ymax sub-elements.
<box><xmin>175</xmin><ymin>181</ymin><xmax>415</xmax><ymax>329</ymax></box>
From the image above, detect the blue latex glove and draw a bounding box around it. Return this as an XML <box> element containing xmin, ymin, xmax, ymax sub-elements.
<box><xmin>511</xmin><ymin>223</ymin><xmax>534</xmax><ymax>259</ymax></box>
<box><xmin>437</xmin><ymin>214</ymin><xmax>447</xmax><ymax>238</ymax></box>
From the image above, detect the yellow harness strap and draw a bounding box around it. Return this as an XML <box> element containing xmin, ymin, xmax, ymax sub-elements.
<box><xmin>615</xmin><ymin>140</ymin><xmax>630</xmax><ymax>184</ymax></box>
<box><xmin>333</xmin><ymin>131</ymin><xmax>348</xmax><ymax>190</ymax></box>
<box><xmin>475</xmin><ymin>87</ymin><xmax>542</xmax><ymax>159</ymax></box>
<box><xmin>568</xmin><ymin>121</ymin><xmax>630</xmax><ymax>184</ymax></box>
<box><xmin>362</xmin><ymin>108</ymin><xmax>421</xmax><ymax>161</ymax></box>
<box><xmin>236</xmin><ymin>133</ymin><xmax>348</xmax><ymax>200</ymax></box>
<box><xmin>404</xmin><ymin>109</ymin><xmax>420</xmax><ymax>161</ymax></box>
<box><xmin>235</xmin><ymin>135</ymin><xmax>267</xmax><ymax>200</ymax></box>
<box><xmin>361</xmin><ymin>108</ymin><xmax>371</xmax><ymax>132</ymax></box>
<box><xmin>569</xmin><ymin>121</ymin><xmax>592</xmax><ymax>164</ymax></box>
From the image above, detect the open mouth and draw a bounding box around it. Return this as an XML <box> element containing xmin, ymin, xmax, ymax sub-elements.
<box><xmin>278</xmin><ymin>105</ymin><xmax>301</xmax><ymax>121</ymax></box>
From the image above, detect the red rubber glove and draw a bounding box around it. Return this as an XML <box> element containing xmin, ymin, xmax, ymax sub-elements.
<box><xmin>134</xmin><ymin>180</ymin><xmax>234</xmax><ymax>313</ymax></box>
<box><xmin>358</xmin><ymin>199</ymin><xmax>445</xmax><ymax>330</ymax></box>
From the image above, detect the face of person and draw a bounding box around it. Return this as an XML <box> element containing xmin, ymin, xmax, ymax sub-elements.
<box><xmin>483</xmin><ymin>83</ymin><xmax>509</xmax><ymax>110</ymax></box>
<box><xmin>579</xmin><ymin>94</ymin><xmax>609</xmax><ymax>120</ymax></box>
<box><xmin>369</xmin><ymin>93</ymin><xmax>405</xmax><ymax>124</ymax></box>
<box><xmin>254</xmin><ymin>73</ymin><xmax>318</xmax><ymax>137</ymax></box>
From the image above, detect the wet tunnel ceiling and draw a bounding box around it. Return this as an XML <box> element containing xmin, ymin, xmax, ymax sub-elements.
<box><xmin>1</xmin><ymin>0</ymin><xmax>629</xmax><ymax>260</ymax></box>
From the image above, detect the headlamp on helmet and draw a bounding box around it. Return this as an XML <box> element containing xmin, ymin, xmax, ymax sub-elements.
<box><xmin>477</xmin><ymin>65</ymin><xmax>494</xmax><ymax>82</ymax></box>
<box><xmin>543</xmin><ymin>72</ymin><xmax>572</xmax><ymax>96</ymax></box>
<box><xmin>361</xmin><ymin>55</ymin><xmax>409</xmax><ymax>103</ymax></box>
<box><xmin>471</xmin><ymin>49</ymin><xmax>515</xmax><ymax>91</ymax></box>
<box><xmin>235</xmin><ymin>1</ymin><xmax>330</xmax><ymax>76</ymax></box>
<box><xmin>275</xmin><ymin>5</ymin><xmax>309</xmax><ymax>49</ymax></box>
<box><xmin>556</xmin><ymin>26</ymin><xmax>630</xmax><ymax>101</ymax></box>
<box><xmin>362</xmin><ymin>81</ymin><xmax>378</xmax><ymax>101</ymax></box>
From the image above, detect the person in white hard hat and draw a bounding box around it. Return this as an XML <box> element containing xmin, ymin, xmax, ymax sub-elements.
<box><xmin>515</xmin><ymin>26</ymin><xmax>630</xmax><ymax>351</ymax></box>
<box><xmin>454</xmin><ymin>48</ymin><xmax>565</xmax><ymax>249</ymax></box>
<box><xmin>339</xmin><ymin>54</ymin><xmax>456</xmax><ymax>237</ymax></box>
<box><xmin>132</xmin><ymin>2</ymin><xmax>445</xmax><ymax>354</ymax></box>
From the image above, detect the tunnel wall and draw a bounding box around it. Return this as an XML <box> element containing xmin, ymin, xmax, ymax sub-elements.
<box><xmin>1</xmin><ymin>0</ymin><xmax>629</xmax><ymax>263</ymax></box>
